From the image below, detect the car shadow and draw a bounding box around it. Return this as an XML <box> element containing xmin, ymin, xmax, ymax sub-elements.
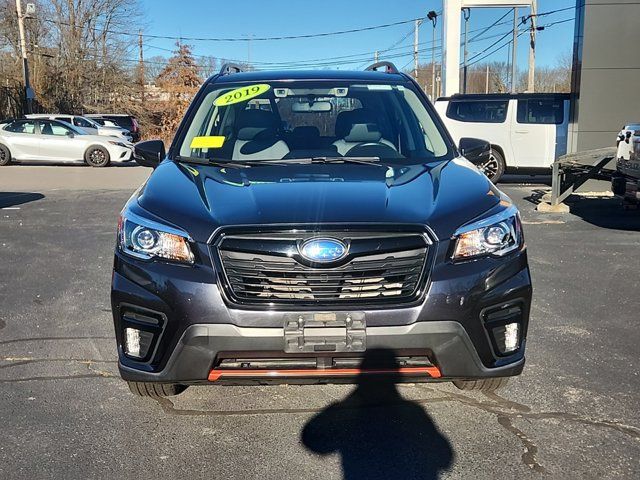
<box><xmin>521</xmin><ymin>189</ymin><xmax>640</xmax><ymax>231</ymax></box>
<box><xmin>12</xmin><ymin>160</ymin><xmax>139</xmax><ymax>168</ymax></box>
<box><xmin>568</xmin><ymin>196</ymin><xmax>640</xmax><ymax>231</ymax></box>
<box><xmin>0</xmin><ymin>192</ymin><xmax>45</xmax><ymax>208</ymax></box>
<box><xmin>301</xmin><ymin>348</ymin><xmax>454</xmax><ymax>480</ymax></box>
<box><xmin>500</xmin><ymin>173</ymin><xmax>552</xmax><ymax>186</ymax></box>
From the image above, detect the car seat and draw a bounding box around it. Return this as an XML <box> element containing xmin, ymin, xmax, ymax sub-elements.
<box><xmin>332</xmin><ymin>109</ymin><xmax>397</xmax><ymax>156</ymax></box>
<box><xmin>41</xmin><ymin>122</ymin><xmax>54</xmax><ymax>135</ymax></box>
<box><xmin>232</xmin><ymin>109</ymin><xmax>289</xmax><ymax>160</ymax></box>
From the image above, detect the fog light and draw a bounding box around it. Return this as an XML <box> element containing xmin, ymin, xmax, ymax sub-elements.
<box><xmin>123</xmin><ymin>327</ymin><xmax>154</xmax><ymax>359</ymax></box>
<box><xmin>492</xmin><ymin>322</ymin><xmax>520</xmax><ymax>354</ymax></box>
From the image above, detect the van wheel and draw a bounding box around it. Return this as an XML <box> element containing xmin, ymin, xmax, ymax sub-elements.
<box><xmin>85</xmin><ymin>146</ymin><xmax>110</xmax><ymax>167</ymax></box>
<box><xmin>0</xmin><ymin>144</ymin><xmax>12</xmax><ymax>166</ymax></box>
<box><xmin>127</xmin><ymin>381</ymin><xmax>187</xmax><ymax>397</ymax></box>
<box><xmin>481</xmin><ymin>148</ymin><xmax>505</xmax><ymax>183</ymax></box>
<box><xmin>453</xmin><ymin>378</ymin><xmax>508</xmax><ymax>392</ymax></box>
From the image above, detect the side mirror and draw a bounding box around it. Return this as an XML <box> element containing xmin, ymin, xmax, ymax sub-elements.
<box><xmin>66</xmin><ymin>131</ymin><xmax>74</xmax><ymax>138</ymax></box>
<box><xmin>459</xmin><ymin>137</ymin><xmax>491</xmax><ymax>165</ymax></box>
<box><xmin>133</xmin><ymin>140</ymin><xmax>165</xmax><ymax>168</ymax></box>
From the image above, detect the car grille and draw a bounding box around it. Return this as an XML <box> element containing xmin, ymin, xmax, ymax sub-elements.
<box><xmin>215</xmin><ymin>232</ymin><xmax>429</xmax><ymax>306</ymax></box>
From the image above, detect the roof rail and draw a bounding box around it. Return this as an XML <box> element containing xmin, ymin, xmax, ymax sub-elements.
<box><xmin>365</xmin><ymin>61</ymin><xmax>399</xmax><ymax>74</ymax></box>
<box><xmin>218</xmin><ymin>63</ymin><xmax>245</xmax><ymax>76</ymax></box>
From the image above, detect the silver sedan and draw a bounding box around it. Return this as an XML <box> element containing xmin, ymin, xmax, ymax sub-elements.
<box><xmin>0</xmin><ymin>118</ymin><xmax>133</xmax><ymax>167</ymax></box>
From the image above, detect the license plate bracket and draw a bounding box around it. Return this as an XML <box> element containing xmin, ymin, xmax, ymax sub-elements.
<box><xmin>284</xmin><ymin>312</ymin><xmax>366</xmax><ymax>353</ymax></box>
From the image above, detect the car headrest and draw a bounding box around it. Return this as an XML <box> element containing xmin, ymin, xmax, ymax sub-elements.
<box><xmin>236</xmin><ymin>109</ymin><xmax>278</xmax><ymax>141</ymax></box>
<box><xmin>335</xmin><ymin>109</ymin><xmax>382</xmax><ymax>142</ymax></box>
<box><xmin>291</xmin><ymin>126</ymin><xmax>320</xmax><ymax>140</ymax></box>
<box><xmin>343</xmin><ymin>123</ymin><xmax>382</xmax><ymax>143</ymax></box>
<box><xmin>335</xmin><ymin>110</ymin><xmax>357</xmax><ymax>138</ymax></box>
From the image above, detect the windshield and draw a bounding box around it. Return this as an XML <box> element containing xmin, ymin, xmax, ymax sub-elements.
<box><xmin>77</xmin><ymin>116</ymin><xmax>100</xmax><ymax>129</ymax></box>
<box><xmin>54</xmin><ymin>120</ymin><xmax>87</xmax><ymax>135</ymax></box>
<box><xmin>176</xmin><ymin>80</ymin><xmax>451</xmax><ymax>163</ymax></box>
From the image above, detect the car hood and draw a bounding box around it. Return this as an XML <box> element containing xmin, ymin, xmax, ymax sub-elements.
<box><xmin>135</xmin><ymin>158</ymin><xmax>501</xmax><ymax>242</ymax></box>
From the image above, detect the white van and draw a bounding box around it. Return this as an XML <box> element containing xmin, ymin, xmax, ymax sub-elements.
<box><xmin>435</xmin><ymin>93</ymin><xmax>570</xmax><ymax>182</ymax></box>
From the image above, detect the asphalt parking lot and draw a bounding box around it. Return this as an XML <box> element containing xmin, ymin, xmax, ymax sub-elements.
<box><xmin>1</xmin><ymin>165</ymin><xmax>639</xmax><ymax>479</ymax></box>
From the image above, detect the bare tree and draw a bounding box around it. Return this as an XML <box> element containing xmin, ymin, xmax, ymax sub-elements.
<box><xmin>0</xmin><ymin>0</ymin><xmax>142</xmax><ymax>115</ymax></box>
<box><xmin>144</xmin><ymin>55</ymin><xmax>167</xmax><ymax>84</ymax></box>
<box><xmin>199</xmin><ymin>55</ymin><xmax>218</xmax><ymax>79</ymax></box>
<box><xmin>154</xmin><ymin>43</ymin><xmax>201</xmax><ymax>143</ymax></box>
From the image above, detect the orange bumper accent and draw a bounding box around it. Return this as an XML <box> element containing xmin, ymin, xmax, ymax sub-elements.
<box><xmin>208</xmin><ymin>366</ymin><xmax>441</xmax><ymax>382</ymax></box>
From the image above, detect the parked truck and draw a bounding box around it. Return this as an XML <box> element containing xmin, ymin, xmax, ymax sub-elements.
<box><xmin>612</xmin><ymin>124</ymin><xmax>640</xmax><ymax>208</ymax></box>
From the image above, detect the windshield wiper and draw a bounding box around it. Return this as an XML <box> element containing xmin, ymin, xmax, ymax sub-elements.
<box><xmin>313</xmin><ymin>156</ymin><xmax>381</xmax><ymax>166</ymax></box>
<box><xmin>243</xmin><ymin>156</ymin><xmax>382</xmax><ymax>166</ymax></box>
<box><xmin>174</xmin><ymin>155</ymin><xmax>251</xmax><ymax>169</ymax></box>
<box><xmin>174</xmin><ymin>155</ymin><xmax>382</xmax><ymax>168</ymax></box>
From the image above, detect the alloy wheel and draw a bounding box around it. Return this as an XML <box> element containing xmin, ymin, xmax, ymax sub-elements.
<box><xmin>89</xmin><ymin>149</ymin><xmax>106</xmax><ymax>165</ymax></box>
<box><xmin>480</xmin><ymin>153</ymin><xmax>499</xmax><ymax>180</ymax></box>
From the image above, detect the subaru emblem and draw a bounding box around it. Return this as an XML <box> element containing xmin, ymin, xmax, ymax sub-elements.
<box><xmin>299</xmin><ymin>238</ymin><xmax>348</xmax><ymax>263</ymax></box>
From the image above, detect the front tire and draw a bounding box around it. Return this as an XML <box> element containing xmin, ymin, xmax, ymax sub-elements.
<box><xmin>453</xmin><ymin>378</ymin><xmax>509</xmax><ymax>392</ymax></box>
<box><xmin>480</xmin><ymin>147</ymin><xmax>506</xmax><ymax>183</ymax></box>
<box><xmin>127</xmin><ymin>381</ymin><xmax>187</xmax><ymax>397</ymax></box>
<box><xmin>0</xmin><ymin>144</ymin><xmax>12</xmax><ymax>166</ymax></box>
<box><xmin>85</xmin><ymin>145</ymin><xmax>110</xmax><ymax>167</ymax></box>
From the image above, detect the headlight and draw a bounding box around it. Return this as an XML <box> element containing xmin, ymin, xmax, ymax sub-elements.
<box><xmin>118</xmin><ymin>212</ymin><xmax>194</xmax><ymax>263</ymax></box>
<box><xmin>109</xmin><ymin>140</ymin><xmax>127</xmax><ymax>148</ymax></box>
<box><xmin>452</xmin><ymin>205</ymin><xmax>523</xmax><ymax>260</ymax></box>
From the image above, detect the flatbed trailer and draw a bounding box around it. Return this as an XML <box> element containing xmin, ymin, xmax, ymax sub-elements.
<box><xmin>539</xmin><ymin>147</ymin><xmax>617</xmax><ymax>212</ymax></box>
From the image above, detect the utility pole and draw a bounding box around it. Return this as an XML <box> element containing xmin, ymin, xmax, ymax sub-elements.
<box><xmin>374</xmin><ymin>50</ymin><xmax>379</xmax><ymax>63</ymax></box>
<box><xmin>462</xmin><ymin>8</ymin><xmax>470</xmax><ymax>94</ymax></box>
<box><xmin>15</xmin><ymin>0</ymin><xmax>33</xmax><ymax>114</ymax></box>
<box><xmin>527</xmin><ymin>0</ymin><xmax>537</xmax><ymax>92</ymax></box>
<box><xmin>485</xmin><ymin>65</ymin><xmax>489</xmax><ymax>93</ymax></box>
<box><xmin>427</xmin><ymin>11</ymin><xmax>438</xmax><ymax>100</ymax></box>
<box><xmin>511</xmin><ymin>7</ymin><xmax>518</xmax><ymax>93</ymax></box>
<box><xmin>138</xmin><ymin>30</ymin><xmax>145</xmax><ymax>104</ymax></box>
<box><xmin>244</xmin><ymin>34</ymin><xmax>254</xmax><ymax>68</ymax></box>
<box><xmin>413</xmin><ymin>19</ymin><xmax>422</xmax><ymax>80</ymax></box>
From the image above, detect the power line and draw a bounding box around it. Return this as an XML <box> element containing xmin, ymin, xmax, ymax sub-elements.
<box><xmin>35</xmin><ymin>9</ymin><xmax>575</xmax><ymax>73</ymax></box>
<box><xmin>144</xmin><ymin>35</ymin><xmax>445</xmax><ymax>69</ymax></box>
<box><xmin>465</xmin><ymin>17</ymin><xmax>574</xmax><ymax>68</ymax></box>
<box><xmin>468</xmin><ymin>8</ymin><xmax>514</xmax><ymax>43</ymax></box>
<box><xmin>144</xmin><ymin>26</ymin><xmax>521</xmax><ymax>71</ymax></box>
<box><xmin>45</xmin><ymin>18</ymin><xmax>570</xmax><ymax>73</ymax></box>
<box><xmin>465</xmin><ymin>29</ymin><xmax>516</xmax><ymax>65</ymax></box>
<box><xmin>465</xmin><ymin>4</ymin><xmax>577</xmax><ymax>42</ymax></box>
<box><xmin>358</xmin><ymin>25</ymin><xmax>414</xmax><ymax>68</ymax></box>
<box><xmin>42</xmin><ymin>16</ymin><xmax>428</xmax><ymax>43</ymax></box>
<box><xmin>534</xmin><ymin>6</ymin><xmax>576</xmax><ymax>17</ymax></box>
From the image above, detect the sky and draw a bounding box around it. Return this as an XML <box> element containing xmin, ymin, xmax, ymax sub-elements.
<box><xmin>137</xmin><ymin>0</ymin><xmax>577</xmax><ymax>72</ymax></box>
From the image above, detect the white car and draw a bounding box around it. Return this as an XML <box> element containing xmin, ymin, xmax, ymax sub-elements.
<box><xmin>26</xmin><ymin>114</ymin><xmax>133</xmax><ymax>142</ymax></box>
<box><xmin>0</xmin><ymin>118</ymin><xmax>133</xmax><ymax>167</ymax></box>
<box><xmin>435</xmin><ymin>93</ymin><xmax>570</xmax><ymax>182</ymax></box>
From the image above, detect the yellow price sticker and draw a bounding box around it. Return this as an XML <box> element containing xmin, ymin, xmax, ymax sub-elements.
<box><xmin>182</xmin><ymin>165</ymin><xmax>199</xmax><ymax>177</ymax></box>
<box><xmin>190</xmin><ymin>136</ymin><xmax>225</xmax><ymax>149</ymax></box>
<box><xmin>213</xmin><ymin>84</ymin><xmax>271</xmax><ymax>107</ymax></box>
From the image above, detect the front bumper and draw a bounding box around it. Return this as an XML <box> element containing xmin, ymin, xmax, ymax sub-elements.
<box><xmin>108</xmin><ymin>145</ymin><xmax>133</xmax><ymax>163</ymax></box>
<box><xmin>612</xmin><ymin>171</ymin><xmax>640</xmax><ymax>204</ymax></box>
<box><xmin>111</xmin><ymin>238</ymin><xmax>532</xmax><ymax>384</ymax></box>
<box><xmin>118</xmin><ymin>321</ymin><xmax>524</xmax><ymax>384</ymax></box>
